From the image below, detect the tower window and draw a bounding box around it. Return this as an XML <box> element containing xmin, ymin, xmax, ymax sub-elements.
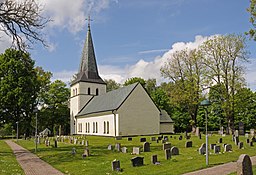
<box><xmin>96</xmin><ymin>88</ymin><xmax>99</xmax><ymax>95</ymax></box>
<box><xmin>88</xmin><ymin>87</ymin><xmax>91</xmax><ymax>95</ymax></box>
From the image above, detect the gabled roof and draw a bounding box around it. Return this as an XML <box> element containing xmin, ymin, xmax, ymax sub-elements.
<box><xmin>160</xmin><ymin>110</ymin><xmax>174</xmax><ymax>123</ymax></box>
<box><xmin>71</xmin><ymin>22</ymin><xmax>105</xmax><ymax>85</ymax></box>
<box><xmin>76</xmin><ymin>83</ymin><xmax>139</xmax><ymax>117</ymax></box>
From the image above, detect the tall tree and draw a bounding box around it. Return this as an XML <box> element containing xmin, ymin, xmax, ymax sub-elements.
<box><xmin>104</xmin><ymin>79</ymin><xmax>120</xmax><ymax>92</ymax></box>
<box><xmin>0</xmin><ymin>0</ymin><xmax>50</xmax><ymax>50</ymax></box>
<box><xmin>246</xmin><ymin>0</ymin><xmax>256</xmax><ymax>40</ymax></box>
<box><xmin>161</xmin><ymin>48</ymin><xmax>205</xmax><ymax>132</ymax></box>
<box><xmin>124</xmin><ymin>77</ymin><xmax>146</xmax><ymax>87</ymax></box>
<box><xmin>200</xmin><ymin>34</ymin><xmax>248</xmax><ymax>134</ymax></box>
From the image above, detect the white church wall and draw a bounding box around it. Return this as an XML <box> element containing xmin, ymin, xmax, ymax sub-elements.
<box><xmin>117</xmin><ymin>84</ymin><xmax>160</xmax><ymax>136</ymax></box>
<box><xmin>76</xmin><ymin>113</ymin><xmax>118</xmax><ymax>136</ymax></box>
<box><xmin>160</xmin><ymin>123</ymin><xmax>175</xmax><ymax>134</ymax></box>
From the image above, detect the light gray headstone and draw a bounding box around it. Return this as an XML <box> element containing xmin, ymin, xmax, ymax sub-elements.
<box><xmin>250</xmin><ymin>129</ymin><xmax>255</xmax><ymax>137</ymax></box>
<box><xmin>81</xmin><ymin>140</ymin><xmax>85</xmax><ymax>145</ymax></box>
<box><xmin>237</xmin><ymin>154</ymin><xmax>253</xmax><ymax>175</ymax></box>
<box><xmin>235</xmin><ymin>130</ymin><xmax>239</xmax><ymax>137</ymax></box>
<box><xmin>115</xmin><ymin>143</ymin><xmax>121</xmax><ymax>152</ymax></box>
<box><xmin>195</xmin><ymin>127</ymin><xmax>200</xmax><ymax>136</ymax></box>
<box><xmin>115</xmin><ymin>136</ymin><xmax>122</xmax><ymax>140</ymax></box>
<box><xmin>132</xmin><ymin>147</ymin><xmax>140</xmax><ymax>155</ymax></box>
<box><xmin>83</xmin><ymin>148</ymin><xmax>89</xmax><ymax>157</ymax></box>
<box><xmin>85</xmin><ymin>140</ymin><xmax>89</xmax><ymax>147</ymax></box>
<box><xmin>121</xmin><ymin>147</ymin><xmax>127</xmax><ymax>153</ymax></box>
<box><xmin>107</xmin><ymin>144</ymin><xmax>112</xmax><ymax>150</ymax></box>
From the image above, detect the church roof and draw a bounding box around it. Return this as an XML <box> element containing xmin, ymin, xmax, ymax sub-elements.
<box><xmin>71</xmin><ymin>22</ymin><xmax>105</xmax><ymax>85</ymax></box>
<box><xmin>76</xmin><ymin>83</ymin><xmax>139</xmax><ymax>117</ymax></box>
<box><xmin>160</xmin><ymin>110</ymin><xmax>174</xmax><ymax>123</ymax></box>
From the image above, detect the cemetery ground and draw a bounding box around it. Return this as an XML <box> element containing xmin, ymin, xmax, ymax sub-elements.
<box><xmin>2</xmin><ymin>134</ymin><xmax>256</xmax><ymax>175</ymax></box>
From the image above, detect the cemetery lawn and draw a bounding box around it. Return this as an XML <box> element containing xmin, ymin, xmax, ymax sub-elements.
<box><xmin>0</xmin><ymin>140</ymin><xmax>24</xmax><ymax>175</ymax></box>
<box><xmin>17</xmin><ymin>134</ymin><xmax>256</xmax><ymax>175</ymax></box>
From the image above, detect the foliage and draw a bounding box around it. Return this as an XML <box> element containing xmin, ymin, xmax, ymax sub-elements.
<box><xmin>124</xmin><ymin>77</ymin><xmax>146</xmax><ymax>87</ymax></box>
<box><xmin>104</xmin><ymin>79</ymin><xmax>120</xmax><ymax>92</ymax></box>
<box><xmin>246</xmin><ymin>0</ymin><xmax>256</xmax><ymax>40</ymax></box>
<box><xmin>0</xmin><ymin>0</ymin><xmax>50</xmax><ymax>50</ymax></box>
<box><xmin>0</xmin><ymin>123</ymin><xmax>13</xmax><ymax>137</ymax></box>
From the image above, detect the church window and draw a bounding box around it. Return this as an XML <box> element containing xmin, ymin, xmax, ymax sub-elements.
<box><xmin>88</xmin><ymin>123</ymin><xmax>90</xmax><ymax>133</ymax></box>
<box><xmin>107</xmin><ymin>121</ymin><xmax>109</xmax><ymax>134</ymax></box>
<box><xmin>103</xmin><ymin>121</ymin><xmax>106</xmax><ymax>134</ymax></box>
<box><xmin>88</xmin><ymin>87</ymin><xmax>91</xmax><ymax>95</ymax></box>
<box><xmin>96</xmin><ymin>88</ymin><xmax>99</xmax><ymax>95</ymax></box>
<box><xmin>78</xmin><ymin>123</ymin><xmax>82</xmax><ymax>132</ymax></box>
<box><xmin>85</xmin><ymin>123</ymin><xmax>87</xmax><ymax>133</ymax></box>
<box><xmin>96</xmin><ymin>122</ymin><xmax>98</xmax><ymax>133</ymax></box>
<box><xmin>75</xmin><ymin>88</ymin><xmax>78</xmax><ymax>95</ymax></box>
<box><xmin>93</xmin><ymin>122</ymin><xmax>95</xmax><ymax>133</ymax></box>
<box><xmin>73</xmin><ymin>89</ymin><xmax>75</xmax><ymax>96</ymax></box>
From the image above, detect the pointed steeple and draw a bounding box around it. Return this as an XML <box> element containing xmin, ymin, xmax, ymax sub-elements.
<box><xmin>72</xmin><ymin>18</ymin><xmax>105</xmax><ymax>85</ymax></box>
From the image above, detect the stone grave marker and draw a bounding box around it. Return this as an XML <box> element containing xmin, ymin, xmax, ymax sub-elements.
<box><xmin>54</xmin><ymin>140</ymin><xmax>58</xmax><ymax>148</ymax></box>
<box><xmin>140</xmin><ymin>138</ymin><xmax>146</xmax><ymax>142</ymax></box>
<box><xmin>151</xmin><ymin>137</ymin><xmax>156</xmax><ymax>141</ymax></box>
<box><xmin>161</xmin><ymin>140</ymin><xmax>166</xmax><ymax>144</ymax></box>
<box><xmin>128</xmin><ymin>137</ymin><xmax>132</xmax><ymax>141</ymax></box>
<box><xmin>199</xmin><ymin>133</ymin><xmax>202</xmax><ymax>139</ymax></box>
<box><xmin>214</xmin><ymin>145</ymin><xmax>221</xmax><ymax>154</ymax></box>
<box><xmin>210</xmin><ymin>144</ymin><xmax>216</xmax><ymax>150</ymax></box>
<box><xmin>71</xmin><ymin>148</ymin><xmax>76</xmax><ymax>155</ymax></box>
<box><xmin>121</xmin><ymin>147</ymin><xmax>128</xmax><ymax>153</ymax></box>
<box><xmin>250</xmin><ymin>129</ymin><xmax>255</xmax><ymax>137</ymax></box>
<box><xmin>199</xmin><ymin>143</ymin><xmax>206</xmax><ymax>155</ymax></box>
<box><xmin>171</xmin><ymin>146</ymin><xmax>179</xmax><ymax>155</ymax></box>
<box><xmin>179</xmin><ymin>136</ymin><xmax>182</xmax><ymax>140</ymax></box>
<box><xmin>151</xmin><ymin>155</ymin><xmax>158</xmax><ymax>164</ymax></box>
<box><xmin>235</xmin><ymin>136</ymin><xmax>240</xmax><ymax>145</ymax></box>
<box><xmin>112</xmin><ymin>160</ymin><xmax>121</xmax><ymax>171</ymax></box>
<box><xmin>82</xmin><ymin>148</ymin><xmax>89</xmax><ymax>158</ymax></box>
<box><xmin>132</xmin><ymin>147</ymin><xmax>140</xmax><ymax>155</ymax></box>
<box><xmin>219</xmin><ymin>138</ymin><xmax>223</xmax><ymax>143</ymax></box>
<box><xmin>115</xmin><ymin>136</ymin><xmax>122</xmax><ymax>140</ymax></box>
<box><xmin>115</xmin><ymin>143</ymin><xmax>121</xmax><ymax>152</ymax></box>
<box><xmin>237</xmin><ymin>154</ymin><xmax>253</xmax><ymax>175</ymax></box>
<box><xmin>219</xmin><ymin>126</ymin><xmax>224</xmax><ymax>135</ymax></box>
<box><xmin>251</xmin><ymin>136</ymin><xmax>256</xmax><ymax>142</ymax></box>
<box><xmin>238</xmin><ymin>142</ymin><xmax>244</xmax><ymax>149</ymax></box>
<box><xmin>165</xmin><ymin>148</ymin><xmax>171</xmax><ymax>160</ymax></box>
<box><xmin>185</xmin><ymin>141</ymin><xmax>192</xmax><ymax>148</ymax></box>
<box><xmin>156</xmin><ymin>139</ymin><xmax>159</xmax><ymax>143</ymax></box>
<box><xmin>131</xmin><ymin>157</ymin><xmax>144</xmax><ymax>167</ymax></box>
<box><xmin>247</xmin><ymin>139</ymin><xmax>250</xmax><ymax>144</ymax></box>
<box><xmin>74</xmin><ymin>139</ymin><xmax>77</xmax><ymax>145</ymax></box>
<box><xmin>250</xmin><ymin>141</ymin><xmax>253</xmax><ymax>146</ymax></box>
<box><xmin>85</xmin><ymin>140</ymin><xmax>89</xmax><ymax>147</ymax></box>
<box><xmin>158</xmin><ymin>136</ymin><xmax>162</xmax><ymax>140</ymax></box>
<box><xmin>108</xmin><ymin>144</ymin><xmax>112</xmax><ymax>150</ymax></box>
<box><xmin>235</xmin><ymin>130</ymin><xmax>239</xmax><ymax>137</ymax></box>
<box><xmin>163</xmin><ymin>143</ymin><xmax>171</xmax><ymax>150</ymax></box>
<box><xmin>239</xmin><ymin>122</ymin><xmax>245</xmax><ymax>135</ymax></box>
<box><xmin>164</xmin><ymin>136</ymin><xmax>168</xmax><ymax>141</ymax></box>
<box><xmin>143</xmin><ymin>142</ymin><xmax>150</xmax><ymax>152</ymax></box>
<box><xmin>81</xmin><ymin>140</ymin><xmax>85</xmax><ymax>145</ymax></box>
<box><xmin>245</xmin><ymin>133</ymin><xmax>249</xmax><ymax>138</ymax></box>
<box><xmin>224</xmin><ymin>144</ymin><xmax>232</xmax><ymax>152</ymax></box>
<box><xmin>195</xmin><ymin>127</ymin><xmax>200</xmax><ymax>136</ymax></box>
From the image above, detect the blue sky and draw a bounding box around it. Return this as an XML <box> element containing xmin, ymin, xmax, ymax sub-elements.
<box><xmin>1</xmin><ymin>0</ymin><xmax>256</xmax><ymax>90</ymax></box>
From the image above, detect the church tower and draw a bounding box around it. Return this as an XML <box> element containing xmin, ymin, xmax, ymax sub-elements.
<box><xmin>70</xmin><ymin>20</ymin><xmax>106</xmax><ymax>135</ymax></box>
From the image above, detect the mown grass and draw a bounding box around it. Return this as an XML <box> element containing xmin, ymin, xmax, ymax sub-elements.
<box><xmin>0</xmin><ymin>140</ymin><xmax>24</xmax><ymax>175</ymax></box>
<box><xmin>17</xmin><ymin>134</ymin><xmax>256</xmax><ymax>175</ymax></box>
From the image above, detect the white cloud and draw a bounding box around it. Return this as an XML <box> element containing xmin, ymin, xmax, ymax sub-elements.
<box><xmin>138</xmin><ymin>49</ymin><xmax>168</xmax><ymax>54</ymax></box>
<box><xmin>0</xmin><ymin>30</ymin><xmax>13</xmax><ymax>52</ymax></box>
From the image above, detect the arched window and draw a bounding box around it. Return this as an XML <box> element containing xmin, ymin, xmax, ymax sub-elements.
<box><xmin>103</xmin><ymin>121</ymin><xmax>106</xmax><ymax>134</ymax></box>
<box><xmin>107</xmin><ymin>121</ymin><xmax>109</xmax><ymax>134</ymax></box>
<box><xmin>96</xmin><ymin>88</ymin><xmax>99</xmax><ymax>95</ymax></box>
<box><xmin>88</xmin><ymin>87</ymin><xmax>91</xmax><ymax>95</ymax></box>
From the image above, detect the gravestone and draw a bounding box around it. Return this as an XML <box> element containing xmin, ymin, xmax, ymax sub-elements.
<box><xmin>185</xmin><ymin>141</ymin><xmax>192</xmax><ymax>148</ymax></box>
<box><xmin>235</xmin><ymin>130</ymin><xmax>239</xmax><ymax>137</ymax></box>
<box><xmin>71</xmin><ymin>148</ymin><xmax>76</xmax><ymax>155</ymax></box>
<box><xmin>131</xmin><ymin>157</ymin><xmax>144</xmax><ymax>167</ymax></box>
<box><xmin>210</xmin><ymin>144</ymin><xmax>216</xmax><ymax>150</ymax></box>
<box><xmin>128</xmin><ymin>137</ymin><xmax>132</xmax><ymax>141</ymax></box>
<box><xmin>224</xmin><ymin>144</ymin><xmax>232</xmax><ymax>152</ymax></box>
<box><xmin>214</xmin><ymin>145</ymin><xmax>221</xmax><ymax>154</ymax></box>
<box><xmin>179</xmin><ymin>136</ymin><xmax>182</xmax><ymax>140</ymax></box>
<box><xmin>108</xmin><ymin>144</ymin><xmax>112</xmax><ymax>150</ymax></box>
<box><xmin>238</xmin><ymin>142</ymin><xmax>244</xmax><ymax>149</ymax></box>
<box><xmin>82</xmin><ymin>148</ymin><xmax>89</xmax><ymax>158</ymax></box>
<box><xmin>237</xmin><ymin>154</ymin><xmax>253</xmax><ymax>175</ymax></box>
<box><xmin>156</xmin><ymin>139</ymin><xmax>159</xmax><ymax>143</ymax></box>
<box><xmin>81</xmin><ymin>140</ymin><xmax>85</xmax><ymax>145</ymax></box>
<box><xmin>163</xmin><ymin>143</ymin><xmax>171</xmax><ymax>150</ymax></box>
<box><xmin>115</xmin><ymin>136</ymin><xmax>122</xmax><ymax>140</ymax></box>
<box><xmin>239</xmin><ymin>122</ymin><xmax>245</xmax><ymax>135</ymax></box>
<box><xmin>112</xmin><ymin>160</ymin><xmax>121</xmax><ymax>171</ymax></box>
<box><xmin>54</xmin><ymin>140</ymin><xmax>58</xmax><ymax>148</ymax></box>
<box><xmin>115</xmin><ymin>143</ymin><xmax>121</xmax><ymax>152</ymax></box>
<box><xmin>170</xmin><ymin>136</ymin><xmax>172</xmax><ymax>138</ymax></box>
<box><xmin>85</xmin><ymin>140</ymin><xmax>89</xmax><ymax>147</ymax></box>
<box><xmin>151</xmin><ymin>155</ymin><xmax>158</xmax><ymax>164</ymax></box>
<box><xmin>158</xmin><ymin>136</ymin><xmax>162</xmax><ymax>140</ymax></box>
<box><xmin>143</xmin><ymin>142</ymin><xmax>150</xmax><ymax>152</ymax></box>
<box><xmin>249</xmin><ymin>141</ymin><xmax>253</xmax><ymax>146</ymax></box>
<box><xmin>74</xmin><ymin>139</ymin><xmax>77</xmax><ymax>145</ymax></box>
<box><xmin>195</xmin><ymin>127</ymin><xmax>200</xmax><ymax>136</ymax></box>
<box><xmin>164</xmin><ymin>136</ymin><xmax>168</xmax><ymax>141</ymax></box>
<box><xmin>245</xmin><ymin>133</ymin><xmax>249</xmax><ymax>138</ymax></box>
<box><xmin>250</xmin><ymin>129</ymin><xmax>255</xmax><ymax>137</ymax></box>
<box><xmin>247</xmin><ymin>139</ymin><xmax>250</xmax><ymax>144</ymax></box>
<box><xmin>219</xmin><ymin>126</ymin><xmax>224</xmax><ymax>135</ymax></box>
<box><xmin>199</xmin><ymin>143</ymin><xmax>206</xmax><ymax>155</ymax></box>
<box><xmin>151</xmin><ymin>137</ymin><xmax>156</xmax><ymax>141</ymax></box>
<box><xmin>121</xmin><ymin>147</ymin><xmax>127</xmax><ymax>153</ymax></box>
<box><xmin>223</xmin><ymin>143</ymin><xmax>227</xmax><ymax>148</ymax></box>
<box><xmin>171</xmin><ymin>146</ymin><xmax>179</xmax><ymax>155</ymax></box>
<box><xmin>251</xmin><ymin>136</ymin><xmax>256</xmax><ymax>142</ymax></box>
<box><xmin>235</xmin><ymin>136</ymin><xmax>240</xmax><ymax>145</ymax></box>
<box><xmin>199</xmin><ymin>133</ymin><xmax>202</xmax><ymax>140</ymax></box>
<box><xmin>161</xmin><ymin>140</ymin><xmax>166</xmax><ymax>144</ymax></box>
<box><xmin>219</xmin><ymin>138</ymin><xmax>223</xmax><ymax>143</ymax></box>
<box><xmin>165</xmin><ymin>149</ymin><xmax>171</xmax><ymax>160</ymax></box>
<box><xmin>132</xmin><ymin>147</ymin><xmax>140</xmax><ymax>155</ymax></box>
<box><xmin>140</xmin><ymin>138</ymin><xmax>146</xmax><ymax>142</ymax></box>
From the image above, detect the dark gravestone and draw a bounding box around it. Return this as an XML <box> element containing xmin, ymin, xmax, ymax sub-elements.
<box><xmin>214</xmin><ymin>145</ymin><xmax>221</xmax><ymax>154</ymax></box>
<box><xmin>115</xmin><ymin>143</ymin><xmax>121</xmax><ymax>152</ymax></box>
<box><xmin>161</xmin><ymin>140</ymin><xmax>166</xmax><ymax>144</ymax></box>
<box><xmin>247</xmin><ymin>139</ymin><xmax>250</xmax><ymax>144</ymax></box>
<box><xmin>224</xmin><ymin>144</ymin><xmax>232</xmax><ymax>152</ymax></box>
<box><xmin>151</xmin><ymin>137</ymin><xmax>156</xmax><ymax>141</ymax></box>
<box><xmin>165</xmin><ymin>148</ymin><xmax>171</xmax><ymax>160</ymax></box>
<box><xmin>140</xmin><ymin>138</ymin><xmax>146</xmax><ymax>142</ymax></box>
<box><xmin>128</xmin><ymin>137</ymin><xmax>132</xmax><ymax>141</ymax></box>
<box><xmin>237</xmin><ymin>154</ymin><xmax>253</xmax><ymax>175</ymax></box>
<box><xmin>179</xmin><ymin>136</ymin><xmax>182</xmax><ymax>140</ymax></box>
<box><xmin>163</xmin><ymin>143</ymin><xmax>171</xmax><ymax>150</ymax></box>
<box><xmin>143</xmin><ymin>142</ymin><xmax>150</xmax><ymax>152</ymax></box>
<box><xmin>250</xmin><ymin>141</ymin><xmax>253</xmax><ymax>146</ymax></box>
<box><xmin>131</xmin><ymin>157</ymin><xmax>144</xmax><ymax>167</ymax></box>
<box><xmin>210</xmin><ymin>144</ymin><xmax>216</xmax><ymax>150</ymax></box>
<box><xmin>151</xmin><ymin>155</ymin><xmax>158</xmax><ymax>164</ymax></box>
<box><xmin>185</xmin><ymin>141</ymin><xmax>192</xmax><ymax>148</ymax></box>
<box><xmin>115</xmin><ymin>136</ymin><xmax>122</xmax><ymax>140</ymax></box>
<box><xmin>219</xmin><ymin>138</ymin><xmax>223</xmax><ymax>143</ymax></box>
<box><xmin>158</xmin><ymin>136</ymin><xmax>162</xmax><ymax>140</ymax></box>
<box><xmin>156</xmin><ymin>139</ymin><xmax>159</xmax><ymax>143</ymax></box>
<box><xmin>235</xmin><ymin>136</ymin><xmax>240</xmax><ymax>145</ymax></box>
<box><xmin>54</xmin><ymin>140</ymin><xmax>58</xmax><ymax>148</ymax></box>
<box><xmin>199</xmin><ymin>143</ymin><xmax>206</xmax><ymax>155</ymax></box>
<box><xmin>112</xmin><ymin>160</ymin><xmax>121</xmax><ymax>171</ymax></box>
<box><xmin>251</xmin><ymin>136</ymin><xmax>256</xmax><ymax>142</ymax></box>
<box><xmin>238</xmin><ymin>142</ymin><xmax>244</xmax><ymax>149</ymax></box>
<box><xmin>238</xmin><ymin>122</ymin><xmax>245</xmax><ymax>135</ymax></box>
<box><xmin>171</xmin><ymin>146</ymin><xmax>179</xmax><ymax>155</ymax></box>
<box><xmin>164</xmin><ymin>136</ymin><xmax>168</xmax><ymax>141</ymax></box>
<box><xmin>199</xmin><ymin>133</ymin><xmax>202</xmax><ymax>139</ymax></box>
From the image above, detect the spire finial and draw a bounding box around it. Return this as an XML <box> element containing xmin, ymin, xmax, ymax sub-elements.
<box><xmin>86</xmin><ymin>15</ymin><xmax>93</xmax><ymax>29</ymax></box>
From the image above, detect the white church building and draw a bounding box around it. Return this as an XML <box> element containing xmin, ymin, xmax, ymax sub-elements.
<box><xmin>70</xmin><ymin>22</ymin><xmax>174</xmax><ymax>136</ymax></box>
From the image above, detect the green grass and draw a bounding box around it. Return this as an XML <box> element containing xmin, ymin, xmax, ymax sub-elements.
<box><xmin>0</xmin><ymin>140</ymin><xmax>24</xmax><ymax>175</ymax></box>
<box><xmin>17</xmin><ymin>134</ymin><xmax>256</xmax><ymax>175</ymax></box>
